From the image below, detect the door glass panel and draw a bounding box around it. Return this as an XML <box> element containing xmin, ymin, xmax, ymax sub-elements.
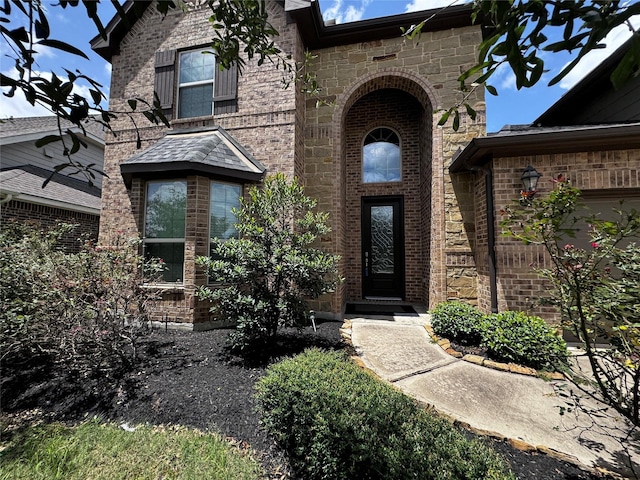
<box><xmin>370</xmin><ymin>205</ymin><xmax>394</xmax><ymax>274</ymax></box>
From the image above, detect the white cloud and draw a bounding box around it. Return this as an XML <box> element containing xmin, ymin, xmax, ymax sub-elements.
<box><xmin>493</xmin><ymin>62</ymin><xmax>517</xmax><ymax>91</ymax></box>
<box><xmin>558</xmin><ymin>17</ymin><xmax>640</xmax><ymax>90</ymax></box>
<box><xmin>323</xmin><ymin>0</ymin><xmax>372</xmax><ymax>24</ymax></box>
<box><xmin>405</xmin><ymin>0</ymin><xmax>469</xmax><ymax>13</ymax></box>
<box><xmin>0</xmin><ymin>89</ymin><xmax>53</xmax><ymax>119</ymax></box>
<box><xmin>0</xmin><ymin>68</ymin><xmax>108</xmax><ymax>119</ymax></box>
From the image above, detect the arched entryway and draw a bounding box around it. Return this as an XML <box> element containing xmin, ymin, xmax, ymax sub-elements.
<box><xmin>332</xmin><ymin>70</ymin><xmax>444</xmax><ymax>310</ymax></box>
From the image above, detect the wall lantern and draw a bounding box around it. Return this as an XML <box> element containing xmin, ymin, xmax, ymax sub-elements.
<box><xmin>520</xmin><ymin>165</ymin><xmax>541</xmax><ymax>203</ymax></box>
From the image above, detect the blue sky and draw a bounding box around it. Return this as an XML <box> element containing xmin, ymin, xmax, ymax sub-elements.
<box><xmin>1</xmin><ymin>1</ymin><xmax>638</xmax><ymax>132</ymax></box>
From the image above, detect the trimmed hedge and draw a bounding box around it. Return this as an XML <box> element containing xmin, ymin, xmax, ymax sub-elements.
<box><xmin>480</xmin><ymin>311</ymin><xmax>569</xmax><ymax>371</ymax></box>
<box><xmin>430</xmin><ymin>302</ymin><xmax>569</xmax><ymax>372</ymax></box>
<box><xmin>431</xmin><ymin>301</ymin><xmax>484</xmax><ymax>345</ymax></box>
<box><xmin>255</xmin><ymin>348</ymin><xmax>515</xmax><ymax>480</ymax></box>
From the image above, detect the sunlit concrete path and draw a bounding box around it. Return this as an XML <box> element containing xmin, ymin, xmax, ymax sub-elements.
<box><xmin>343</xmin><ymin>314</ymin><xmax>639</xmax><ymax>478</ymax></box>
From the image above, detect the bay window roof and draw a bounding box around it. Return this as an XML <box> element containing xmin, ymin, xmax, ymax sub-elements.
<box><xmin>120</xmin><ymin>126</ymin><xmax>266</xmax><ymax>187</ymax></box>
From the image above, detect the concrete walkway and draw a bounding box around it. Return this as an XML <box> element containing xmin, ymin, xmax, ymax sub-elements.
<box><xmin>343</xmin><ymin>313</ymin><xmax>639</xmax><ymax>479</ymax></box>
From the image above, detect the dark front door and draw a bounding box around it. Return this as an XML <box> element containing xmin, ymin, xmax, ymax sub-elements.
<box><xmin>362</xmin><ymin>196</ymin><xmax>405</xmax><ymax>299</ymax></box>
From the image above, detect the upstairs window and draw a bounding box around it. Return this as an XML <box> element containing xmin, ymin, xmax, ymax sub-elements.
<box><xmin>144</xmin><ymin>180</ymin><xmax>187</xmax><ymax>282</ymax></box>
<box><xmin>363</xmin><ymin>127</ymin><xmax>401</xmax><ymax>183</ymax></box>
<box><xmin>178</xmin><ymin>50</ymin><xmax>215</xmax><ymax>119</ymax></box>
<box><xmin>154</xmin><ymin>48</ymin><xmax>238</xmax><ymax>120</ymax></box>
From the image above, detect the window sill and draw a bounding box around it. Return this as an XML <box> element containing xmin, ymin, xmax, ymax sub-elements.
<box><xmin>142</xmin><ymin>283</ymin><xmax>185</xmax><ymax>294</ymax></box>
<box><xmin>171</xmin><ymin>115</ymin><xmax>215</xmax><ymax>127</ymax></box>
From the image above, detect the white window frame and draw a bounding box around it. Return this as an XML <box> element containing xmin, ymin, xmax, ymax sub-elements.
<box><xmin>362</xmin><ymin>126</ymin><xmax>402</xmax><ymax>184</ymax></box>
<box><xmin>177</xmin><ymin>49</ymin><xmax>215</xmax><ymax>119</ymax></box>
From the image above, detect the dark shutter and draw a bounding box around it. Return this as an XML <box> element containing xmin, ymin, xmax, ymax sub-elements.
<box><xmin>154</xmin><ymin>50</ymin><xmax>176</xmax><ymax>119</ymax></box>
<box><xmin>213</xmin><ymin>61</ymin><xmax>238</xmax><ymax>115</ymax></box>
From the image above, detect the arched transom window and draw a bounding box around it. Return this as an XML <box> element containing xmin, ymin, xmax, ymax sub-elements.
<box><xmin>363</xmin><ymin>127</ymin><xmax>401</xmax><ymax>183</ymax></box>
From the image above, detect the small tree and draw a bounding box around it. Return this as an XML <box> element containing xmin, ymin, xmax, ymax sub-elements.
<box><xmin>196</xmin><ymin>174</ymin><xmax>342</xmax><ymax>352</ymax></box>
<box><xmin>501</xmin><ymin>180</ymin><xmax>640</xmax><ymax>427</ymax></box>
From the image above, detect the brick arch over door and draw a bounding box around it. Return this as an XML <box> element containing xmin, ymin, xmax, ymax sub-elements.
<box><xmin>332</xmin><ymin>69</ymin><xmax>445</xmax><ymax>307</ymax></box>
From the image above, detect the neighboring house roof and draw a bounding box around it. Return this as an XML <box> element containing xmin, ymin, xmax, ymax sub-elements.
<box><xmin>0</xmin><ymin>115</ymin><xmax>106</xmax><ymax>145</ymax></box>
<box><xmin>91</xmin><ymin>0</ymin><xmax>476</xmax><ymax>62</ymax></box>
<box><xmin>120</xmin><ymin>126</ymin><xmax>266</xmax><ymax>187</ymax></box>
<box><xmin>451</xmin><ymin>35</ymin><xmax>640</xmax><ymax>173</ymax></box>
<box><xmin>535</xmin><ymin>35</ymin><xmax>640</xmax><ymax>127</ymax></box>
<box><xmin>0</xmin><ymin>164</ymin><xmax>102</xmax><ymax>214</ymax></box>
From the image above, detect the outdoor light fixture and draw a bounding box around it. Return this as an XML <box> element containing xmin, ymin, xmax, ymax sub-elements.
<box><xmin>520</xmin><ymin>165</ymin><xmax>541</xmax><ymax>203</ymax></box>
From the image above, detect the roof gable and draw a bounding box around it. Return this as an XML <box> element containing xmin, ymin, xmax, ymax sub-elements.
<box><xmin>535</xmin><ymin>36</ymin><xmax>640</xmax><ymax>126</ymax></box>
<box><xmin>91</xmin><ymin>0</ymin><xmax>475</xmax><ymax>62</ymax></box>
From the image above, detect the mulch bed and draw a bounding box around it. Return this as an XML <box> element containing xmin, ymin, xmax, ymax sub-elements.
<box><xmin>1</xmin><ymin>320</ymin><xmax>613</xmax><ymax>479</ymax></box>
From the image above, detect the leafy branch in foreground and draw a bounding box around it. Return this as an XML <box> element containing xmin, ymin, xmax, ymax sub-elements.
<box><xmin>1</xmin><ymin>0</ymin><xmax>308</xmax><ymax>183</ymax></box>
<box><xmin>501</xmin><ymin>180</ymin><xmax>640</xmax><ymax>427</ymax></box>
<box><xmin>405</xmin><ymin>0</ymin><xmax>640</xmax><ymax>130</ymax></box>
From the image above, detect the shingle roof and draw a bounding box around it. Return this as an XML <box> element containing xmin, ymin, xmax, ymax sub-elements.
<box><xmin>120</xmin><ymin>126</ymin><xmax>266</xmax><ymax>186</ymax></box>
<box><xmin>450</xmin><ymin>122</ymin><xmax>640</xmax><ymax>173</ymax></box>
<box><xmin>0</xmin><ymin>115</ymin><xmax>107</xmax><ymax>143</ymax></box>
<box><xmin>0</xmin><ymin>164</ymin><xmax>102</xmax><ymax>213</ymax></box>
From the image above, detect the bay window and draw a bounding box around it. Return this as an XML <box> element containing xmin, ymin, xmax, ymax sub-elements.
<box><xmin>144</xmin><ymin>180</ymin><xmax>187</xmax><ymax>282</ymax></box>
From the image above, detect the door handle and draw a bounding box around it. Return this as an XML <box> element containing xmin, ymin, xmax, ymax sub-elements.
<box><xmin>364</xmin><ymin>251</ymin><xmax>369</xmax><ymax>277</ymax></box>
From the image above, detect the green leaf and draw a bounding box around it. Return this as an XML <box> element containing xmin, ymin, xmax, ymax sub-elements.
<box><xmin>89</xmin><ymin>89</ymin><xmax>102</xmax><ymax>105</ymax></box>
<box><xmin>34</xmin><ymin>5</ymin><xmax>50</xmax><ymax>39</ymax></box>
<box><xmin>465</xmin><ymin>103</ymin><xmax>477</xmax><ymax>120</ymax></box>
<box><xmin>437</xmin><ymin>110</ymin><xmax>450</xmax><ymax>126</ymax></box>
<box><xmin>35</xmin><ymin>135</ymin><xmax>62</xmax><ymax>147</ymax></box>
<box><xmin>36</xmin><ymin>39</ymin><xmax>89</xmax><ymax>59</ymax></box>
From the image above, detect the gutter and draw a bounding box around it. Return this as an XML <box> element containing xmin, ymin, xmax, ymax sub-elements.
<box><xmin>450</xmin><ymin>123</ymin><xmax>640</xmax><ymax>173</ymax></box>
<box><xmin>0</xmin><ymin>190</ymin><xmax>100</xmax><ymax>215</ymax></box>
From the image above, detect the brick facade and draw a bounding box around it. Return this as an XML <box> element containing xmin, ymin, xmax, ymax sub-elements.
<box><xmin>477</xmin><ymin>149</ymin><xmax>640</xmax><ymax>323</ymax></box>
<box><xmin>1</xmin><ymin>200</ymin><xmax>99</xmax><ymax>252</ymax></box>
<box><xmin>98</xmin><ymin>1</ymin><xmax>486</xmax><ymax>327</ymax></box>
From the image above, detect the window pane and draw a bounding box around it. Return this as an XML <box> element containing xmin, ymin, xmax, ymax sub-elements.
<box><xmin>179</xmin><ymin>84</ymin><xmax>214</xmax><ymax>118</ymax></box>
<box><xmin>363</xmin><ymin>141</ymin><xmax>401</xmax><ymax>183</ymax></box>
<box><xmin>145</xmin><ymin>181</ymin><xmax>187</xmax><ymax>239</ymax></box>
<box><xmin>145</xmin><ymin>242</ymin><xmax>184</xmax><ymax>282</ymax></box>
<box><xmin>210</xmin><ymin>183</ymin><xmax>242</xmax><ymax>240</ymax></box>
<box><xmin>179</xmin><ymin>50</ymin><xmax>215</xmax><ymax>84</ymax></box>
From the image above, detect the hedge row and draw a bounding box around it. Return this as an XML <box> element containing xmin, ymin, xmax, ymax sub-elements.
<box><xmin>431</xmin><ymin>301</ymin><xmax>569</xmax><ymax>371</ymax></box>
<box><xmin>255</xmin><ymin>348</ymin><xmax>515</xmax><ymax>480</ymax></box>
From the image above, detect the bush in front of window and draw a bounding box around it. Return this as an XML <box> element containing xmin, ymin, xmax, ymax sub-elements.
<box><xmin>197</xmin><ymin>174</ymin><xmax>342</xmax><ymax>353</ymax></box>
<box><xmin>0</xmin><ymin>222</ymin><xmax>165</xmax><ymax>414</ymax></box>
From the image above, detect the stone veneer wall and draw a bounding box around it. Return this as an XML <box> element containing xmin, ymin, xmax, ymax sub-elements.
<box><xmin>491</xmin><ymin>149</ymin><xmax>640</xmax><ymax>323</ymax></box>
<box><xmin>303</xmin><ymin>25</ymin><xmax>486</xmax><ymax>312</ymax></box>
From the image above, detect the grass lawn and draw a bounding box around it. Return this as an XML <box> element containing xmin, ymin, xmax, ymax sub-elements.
<box><xmin>0</xmin><ymin>419</ymin><xmax>262</xmax><ymax>480</ymax></box>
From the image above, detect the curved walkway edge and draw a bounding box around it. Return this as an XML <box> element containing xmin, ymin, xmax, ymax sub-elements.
<box><xmin>340</xmin><ymin>315</ymin><xmax>639</xmax><ymax>479</ymax></box>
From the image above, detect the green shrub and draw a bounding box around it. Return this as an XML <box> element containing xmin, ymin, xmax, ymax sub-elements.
<box><xmin>255</xmin><ymin>349</ymin><xmax>515</xmax><ymax>480</ymax></box>
<box><xmin>0</xmin><ymin>222</ymin><xmax>164</xmax><ymax>411</ymax></box>
<box><xmin>480</xmin><ymin>311</ymin><xmax>569</xmax><ymax>371</ymax></box>
<box><xmin>431</xmin><ymin>301</ymin><xmax>484</xmax><ymax>345</ymax></box>
<box><xmin>197</xmin><ymin>174</ymin><xmax>341</xmax><ymax>353</ymax></box>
